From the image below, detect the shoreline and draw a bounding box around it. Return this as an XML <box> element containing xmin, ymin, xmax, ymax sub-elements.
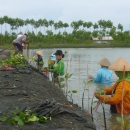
<box><xmin>0</xmin><ymin>48</ymin><xmax>96</xmax><ymax>130</ymax></box>
<box><xmin>0</xmin><ymin>43</ymin><xmax>130</xmax><ymax>49</ymax></box>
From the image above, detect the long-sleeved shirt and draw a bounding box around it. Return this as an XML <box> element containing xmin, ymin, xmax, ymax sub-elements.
<box><xmin>99</xmin><ymin>80</ymin><xmax>130</xmax><ymax>114</ymax></box>
<box><xmin>52</xmin><ymin>59</ymin><xmax>65</xmax><ymax>76</ymax></box>
<box><xmin>93</xmin><ymin>67</ymin><xmax>112</xmax><ymax>84</ymax></box>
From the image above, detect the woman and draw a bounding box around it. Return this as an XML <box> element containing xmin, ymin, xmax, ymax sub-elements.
<box><xmin>88</xmin><ymin>58</ymin><xmax>112</xmax><ymax>88</ymax></box>
<box><xmin>35</xmin><ymin>50</ymin><xmax>44</xmax><ymax>70</ymax></box>
<box><xmin>42</xmin><ymin>50</ymin><xmax>65</xmax><ymax>87</ymax></box>
<box><xmin>94</xmin><ymin>58</ymin><xmax>130</xmax><ymax>114</ymax></box>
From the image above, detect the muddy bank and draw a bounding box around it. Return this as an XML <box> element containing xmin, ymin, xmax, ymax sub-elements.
<box><xmin>0</xmin><ymin>49</ymin><xmax>96</xmax><ymax>130</ymax></box>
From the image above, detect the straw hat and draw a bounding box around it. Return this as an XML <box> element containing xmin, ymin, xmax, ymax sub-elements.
<box><xmin>98</xmin><ymin>58</ymin><xmax>111</xmax><ymax>67</ymax></box>
<box><xmin>36</xmin><ymin>51</ymin><xmax>42</xmax><ymax>56</ymax></box>
<box><xmin>108</xmin><ymin>58</ymin><xmax>130</xmax><ymax>71</ymax></box>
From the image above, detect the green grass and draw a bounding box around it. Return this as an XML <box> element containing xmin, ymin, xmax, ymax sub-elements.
<box><xmin>0</xmin><ymin>42</ymin><xmax>130</xmax><ymax>49</ymax></box>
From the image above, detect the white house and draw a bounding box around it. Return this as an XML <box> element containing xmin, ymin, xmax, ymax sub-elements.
<box><xmin>91</xmin><ymin>36</ymin><xmax>113</xmax><ymax>43</ymax></box>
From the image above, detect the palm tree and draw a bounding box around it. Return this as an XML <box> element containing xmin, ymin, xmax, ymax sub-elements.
<box><xmin>24</xmin><ymin>18</ymin><xmax>30</xmax><ymax>32</ymax></box>
<box><xmin>57</xmin><ymin>20</ymin><xmax>63</xmax><ymax>32</ymax></box>
<box><xmin>63</xmin><ymin>23</ymin><xmax>69</xmax><ymax>32</ymax></box>
<box><xmin>42</xmin><ymin>19</ymin><xmax>48</xmax><ymax>35</ymax></box>
<box><xmin>54</xmin><ymin>22</ymin><xmax>58</xmax><ymax>34</ymax></box>
<box><xmin>93</xmin><ymin>23</ymin><xmax>98</xmax><ymax>30</ymax></box>
<box><xmin>70</xmin><ymin>21</ymin><xmax>79</xmax><ymax>30</ymax></box>
<box><xmin>0</xmin><ymin>17</ymin><xmax>4</xmax><ymax>43</ymax></box>
<box><xmin>30</xmin><ymin>19</ymin><xmax>35</xmax><ymax>33</ymax></box>
<box><xmin>106</xmin><ymin>20</ymin><xmax>113</xmax><ymax>34</ymax></box>
<box><xmin>117</xmin><ymin>23</ymin><xmax>123</xmax><ymax>32</ymax></box>
<box><xmin>38</xmin><ymin>18</ymin><xmax>43</xmax><ymax>32</ymax></box>
<box><xmin>48</xmin><ymin>20</ymin><xmax>54</xmax><ymax>31</ymax></box>
<box><xmin>0</xmin><ymin>17</ymin><xmax>4</xmax><ymax>34</ymax></box>
<box><xmin>3</xmin><ymin>15</ymin><xmax>9</xmax><ymax>42</ymax></box>
<box><xmin>78</xmin><ymin>20</ymin><xmax>83</xmax><ymax>29</ymax></box>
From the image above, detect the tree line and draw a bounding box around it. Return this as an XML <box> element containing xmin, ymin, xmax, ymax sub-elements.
<box><xmin>0</xmin><ymin>15</ymin><xmax>130</xmax><ymax>45</ymax></box>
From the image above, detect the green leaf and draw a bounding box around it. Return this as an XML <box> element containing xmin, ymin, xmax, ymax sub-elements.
<box><xmin>87</xmin><ymin>79</ymin><xmax>93</xmax><ymax>84</ymax></box>
<box><xmin>96</xmin><ymin>88</ymin><xmax>105</xmax><ymax>95</ymax></box>
<box><xmin>28</xmin><ymin>116</ymin><xmax>39</xmax><ymax>122</ymax></box>
<box><xmin>116</xmin><ymin>117</ymin><xmax>122</xmax><ymax>123</ymax></box>
<box><xmin>19</xmin><ymin>112</ymin><xmax>25</xmax><ymax>120</ymax></box>
<box><xmin>68</xmin><ymin>90</ymin><xmax>71</xmax><ymax>93</ymax></box>
<box><xmin>18</xmin><ymin>119</ymin><xmax>24</xmax><ymax>126</ymax></box>
<box><xmin>72</xmin><ymin>90</ymin><xmax>77</xmax><ymax>93</ymax></box>
<box><xmin>0</xmin><ymin>117</ymin><xmax>8</xmax><ymax>122</ymax></box>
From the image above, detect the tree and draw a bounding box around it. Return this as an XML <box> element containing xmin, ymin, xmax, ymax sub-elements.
<box><xmin>78</xmin><ymin>20</ymin><xmax>83</xmax><ymax>29</ymax></box>
<box><xmin>42</xmin><ymin>19</ymin><xmax>48</xmax><ymax>35</ymax></box>
<box><xmin>24</xmin><ymin>18</ymin><xmax>30</xmax><ymax>32</ymax></box>
<box><xmin>93</xmin><ymin>23</ymin><xmax>98</xmax><ymax>30</ymax></box>
<box><xmin>0</xmin><ymin>17</ymin><xmax>4</xmax><ymax>43</ymax></box>
<box><xmin>54</xmin><ymin>22</ymin><xmax>58</xmax><ymax>34</ymax></box>
<box><xmin>57</xmin><ymin>21</ymin><xmax>63</xmax><ymax>32</ymax></box>
<box><xmin>0</xmin><ymin>17</ymin><xmax>4</xmax><ymax>34</ymax></box>
<box><xmin>92</xmin><ymin>30</ymin><xmax>98</xmax><ymax>37</ymax></box>
<box><xmin>63</xmin><ymin>23</ymin><xmax>69</xmax><ymax>32</ymax></box>
<box><xmin>30</xmin><ymin>19</ymin><xmax>35</xmax><ymax>33</ymax></box>
<box><xmin>48</xmin><ymin>20</ymin><xmax>54</xmax><ymax>31</ymax></box>
<box><xmin>118</xmin><ymin>23</ymin><xmax>123</xmax><ymax>32</ymax></box>
<box><xmin>70</xmin><ymin>21</ymin><xmax>79</xmax><ymax>30</ymax></box>
<box><xmin>38</xmin><ymin>18</ymin><xmax>43</xmax><ymax>32</ymax></box>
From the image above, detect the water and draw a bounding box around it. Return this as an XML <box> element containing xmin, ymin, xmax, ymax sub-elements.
<box><xmin>24</xmin><ymin>48</ymin><xmax>130</xmax><ymax>130</ymax></box>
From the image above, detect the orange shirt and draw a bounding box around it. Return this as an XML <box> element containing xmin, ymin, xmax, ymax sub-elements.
<box><xmin>99</xmin><ymin>80</ymin><xmax>130</xmax><ymax>114</ymax></box>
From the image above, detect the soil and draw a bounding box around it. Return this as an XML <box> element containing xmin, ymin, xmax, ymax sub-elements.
<box><xmin>0</xmin><ymin>49</ymin><xmax>96</xmax><ymax>130</ymax></box>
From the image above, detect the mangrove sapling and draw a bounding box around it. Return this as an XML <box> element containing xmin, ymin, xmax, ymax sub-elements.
<box><xmin>82</xmin><ymin>80</ymin><xmax>92</xmax><ymax>110</ymax></box>
<box><xmin>116</xmin><ymin>116</ymin><xmax>130</xmax><ymax>130</ymax></box>
<box><xmin>68</xmin><ymin>90</ymin><xmax>77</xmax><ymax>103</ymax></box>
<box><xmin>65</xmin><ymin>73</ymin><xmax>73</xmax><ymax>97</ymax></box>
<box><xmin>0</xmin><ymin>107</ymin><xmax>51</xmax><ymax>126</ymax></box>
<box><xmin>86</xmin><ymin>79</ymin><xmax>94</xmax><ymax>120</ymax></box>
<box><xmin>93</xmin><ymin>88</ymin><xmax>107</xmax><ymax>130</ymax></box>
<box><xmin>3</xmin><ymin>52</ymin><xmax>27</xmax><ymax>68</ymax></box>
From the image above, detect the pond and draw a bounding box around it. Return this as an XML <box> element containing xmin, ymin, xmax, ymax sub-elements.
<box><xmin>23</xmin><ymin>48</ymin><xmax>130</xmax><ymax>130</ymax></box>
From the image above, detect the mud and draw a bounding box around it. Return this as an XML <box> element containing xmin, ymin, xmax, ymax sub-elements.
<box><xmin>0</xmin><ymin>49</ymin><xmax>96</xmax><ymax>130</ymax></box>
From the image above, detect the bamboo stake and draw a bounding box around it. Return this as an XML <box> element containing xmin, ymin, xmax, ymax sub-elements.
<box><xmin>121</xmin><ymin>66</ymin><xmax>125</xmax><ymax>130</ymax></box>
<box><xmin>87</xmin><ymin>64</ymin><xmax>90</xmax><ymax>112</ymax></box>
<box><xmin>78</xmin><ymin>56</ymin><xmax>80</xmax><ymax>105</ymax></box>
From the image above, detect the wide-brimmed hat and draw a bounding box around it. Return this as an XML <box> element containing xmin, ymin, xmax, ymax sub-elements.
<box><xmin>108</xmin><ymin>58</ymin><xmax>130</xmax><ymax>71</ymax></box>
<box><xmin>98</xmin><ymin>58</ymin><xmax>111</xmax><ymax>67</ymax></box>
<box><xmin>51</xmin><ymin>53</ymin><xmax>56</xmax><ymax>60</ymax></box>
<box><xmin>36</xmin><ymin>51</ymin><xmax>42</xmax><ymax>56</ymax></box>
<box><xmin>54</xmin><ymin>50</ymin><xmax>63</xmax><ymax>55</ymax></box>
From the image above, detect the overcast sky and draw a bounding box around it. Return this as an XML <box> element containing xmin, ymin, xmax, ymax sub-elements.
<box><xmin>0</xmin><ymin>0</ymin><xmax>130</xmax><ymax>31</ymax></box>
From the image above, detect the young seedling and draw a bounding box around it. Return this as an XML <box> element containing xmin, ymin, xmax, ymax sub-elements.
<box><xmin>68</xmin><ymin>90</ymin><xmax>77</xmax><ymax>103</ymax></box>
<box><xmin>65</xmin><ymin>73</ymin><xmax>73</xmax><ymax>97</ymax></box>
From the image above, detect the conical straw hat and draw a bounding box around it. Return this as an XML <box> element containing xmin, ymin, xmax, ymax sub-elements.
<box><xmin>108</xmin><ymin>58</ymin><xmax>130</xmax><ymax>71</ymax></box>
<box><xmin>36</xmin><ymin>51</ymin><xmax>42</xmax><ymax>56</ymax></box>
<box><xmin>98</xmin><ymin>58</ymin><xmax>111</xmax><ymax>67</ymax></box>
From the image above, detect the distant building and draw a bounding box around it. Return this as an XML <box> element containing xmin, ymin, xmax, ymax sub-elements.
<box><xmin>91</xmin><ymin>36</ymin><xmax>113</xmax><ymax>43</ymax></box>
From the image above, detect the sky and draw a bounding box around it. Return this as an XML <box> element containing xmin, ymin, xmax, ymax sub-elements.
<box><xmin>0</xmin><ymin>0</ymin><xmax>130</xmax><ymax>31</ymax></box>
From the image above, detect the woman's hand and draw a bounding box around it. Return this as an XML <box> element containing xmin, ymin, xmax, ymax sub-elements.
<box><xmin>94</xmin><ymin>90</ymin><xmax>100</xmax><ymax>99</ymax></box>
<box><xmin>88</xmin><ymin>75</ymin><xmax>93</xmax><ymax>79</ymax></box>
<box><xmin>41</xmin><ymin>68</ymin><xmax>47</xmax><ymax>72</ymax></box>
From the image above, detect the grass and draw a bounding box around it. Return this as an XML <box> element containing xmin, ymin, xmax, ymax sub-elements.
<box><xmin>1</xmin><ymin>42</ymin><xmax>130</xmax><ymax>49</ymax></box>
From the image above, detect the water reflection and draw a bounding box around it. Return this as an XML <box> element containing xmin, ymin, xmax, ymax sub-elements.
<box><xmin>23</xmin><ymin>48</ymin><xmax>130</xmax><ymax>130</ymax></box>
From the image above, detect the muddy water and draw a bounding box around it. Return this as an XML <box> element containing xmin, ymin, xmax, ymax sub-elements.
<box><xmin>24</xmin><ymin>48</ymin><xmax>130</xmax><ymax>130</ymax></box>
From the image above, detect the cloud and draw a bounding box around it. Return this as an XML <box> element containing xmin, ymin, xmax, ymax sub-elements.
<box><xmin>0</xmin><ymin>0</ymin><xmax>130</xmax><ymax>30</ymax></box>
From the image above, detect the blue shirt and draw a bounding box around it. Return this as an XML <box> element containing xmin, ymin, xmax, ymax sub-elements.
<box><xmin>93</xmin><ymin>67</ymin><xmax>112</xmax><ymax>84</ymax></box>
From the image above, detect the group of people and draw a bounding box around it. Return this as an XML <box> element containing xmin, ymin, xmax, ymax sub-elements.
<box><xmin>35</xmin><ymin>49</ymin><xmax>65</xmax><ymax>87</ymax></box>
<box><xmin>88</xmin><ymin>57</ymin><xmax>130</xmax><ymax>114</ymax></box>
<box><xmin>11</xmin><ymin>33</ymin><xmax>130</xmax><ymax>114</ymax></box>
